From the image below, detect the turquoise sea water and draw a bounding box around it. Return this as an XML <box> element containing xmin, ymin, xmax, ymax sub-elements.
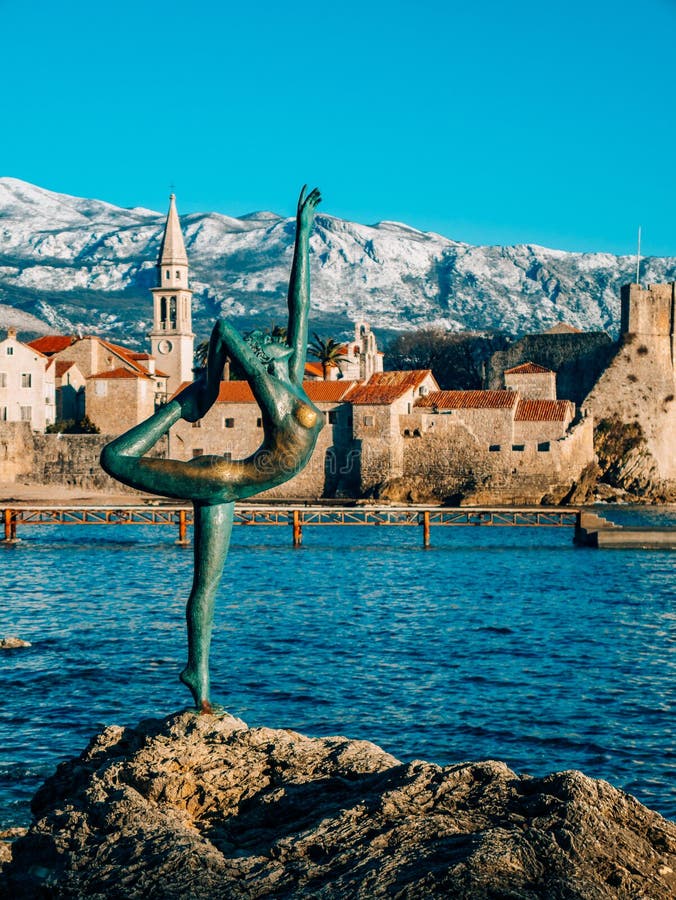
<box><xmin>0</xmin><ymin>506</ymin><xmax>674</xmax><ymax>827</ymax></box>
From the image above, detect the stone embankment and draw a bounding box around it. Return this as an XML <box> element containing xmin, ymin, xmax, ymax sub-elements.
<box><xmin>2</xmin><ymin>711</ymin><xmax>675</xmax><ymax>899</ymax></box>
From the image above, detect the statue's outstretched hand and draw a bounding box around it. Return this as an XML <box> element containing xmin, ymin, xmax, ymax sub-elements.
<box><xmin>297</xmin><ymin>185</ymin><xmax>321</xmax><ymax>233</ymax></box>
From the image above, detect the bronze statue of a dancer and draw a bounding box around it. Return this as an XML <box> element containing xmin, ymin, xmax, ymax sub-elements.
<box><xmin>101</xmin><ymin>187</ymin><xmax>323</xmax><ymax>713</ymax></box>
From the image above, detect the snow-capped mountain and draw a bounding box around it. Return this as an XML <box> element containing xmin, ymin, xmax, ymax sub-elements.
<box><xmin>0</xmin><ymin>177</ymin><xmax>674</xmax><ymax>346</ymax></box>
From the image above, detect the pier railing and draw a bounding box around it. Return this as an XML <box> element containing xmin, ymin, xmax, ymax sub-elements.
<box><xmin>1</xmin><ymin>504</ymin><xmax>580</xmax><ymax>547</ymax></box>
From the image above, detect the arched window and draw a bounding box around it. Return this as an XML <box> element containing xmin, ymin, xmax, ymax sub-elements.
<box><xmin>169</xmin><ymin>296</ymin><xmax>177</xmax><ymax>328</ymax></box>
<box><xmin>165</xmin><ymin>270</ymin><xmax>170</xmax><ymax>279</ymax></box>
<box><xmin>160</xmin><ymin>296</ymin><xmax>167</xmax><ymax>327</ymax></box>
<box><xmin>176</xmin><ymin>270</ymin><xmax>180</xmax><ymax>280</ymax></box>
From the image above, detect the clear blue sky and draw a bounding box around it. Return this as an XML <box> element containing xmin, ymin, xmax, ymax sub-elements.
<box><xmin>2</xmin><ymin>0</ymin><xmax>675</xmax><ymax>255</ymax></box>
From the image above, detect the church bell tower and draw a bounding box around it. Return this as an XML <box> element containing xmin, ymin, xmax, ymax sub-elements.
<box><xmin>149</xmin><ymin>194</ymin><xmax>195</xmax><ymax>393</ymax></box>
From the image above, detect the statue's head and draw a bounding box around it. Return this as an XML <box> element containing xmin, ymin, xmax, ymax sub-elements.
<box><xmin>245</xmin><ymin>330</ymin><xmax>293</xmax><ymax>375</ymax></box>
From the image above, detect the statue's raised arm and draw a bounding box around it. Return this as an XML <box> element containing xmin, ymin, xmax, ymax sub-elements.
<box><xmin>287</xmin><ymin>186</ymin><xmax>321</xmax><ymax>385</ymax></box>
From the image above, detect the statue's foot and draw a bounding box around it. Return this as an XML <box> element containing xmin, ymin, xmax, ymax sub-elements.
<box><xmin>180</xmin><ymin>665</ymin><xmax>209</xmax><ymax>711</ymax></box>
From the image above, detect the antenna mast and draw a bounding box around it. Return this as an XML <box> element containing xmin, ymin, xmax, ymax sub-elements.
<box><xmin>635</xmin><ymin>225</ymin><xmax>641</xmax><ymax>285</ymax></box>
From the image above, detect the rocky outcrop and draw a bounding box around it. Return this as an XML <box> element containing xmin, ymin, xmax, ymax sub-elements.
<box><xmin>2</xmin><ymin>711</ymin><xmax>675</xmax><ymax>899</ymax></box>
<box><xmin>563</xmin><ymin>417</ymin><xmax>676</xmax><ymax>504</ymax></box>
<box><xmin>0</xmin><ymin>637</ymin><xmax>31</xmax><ymax>649</ymax></box>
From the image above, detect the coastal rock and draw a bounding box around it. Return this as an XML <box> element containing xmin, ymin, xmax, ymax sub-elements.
<box><xmin>2</xmin><ymin>711</ymin><xmax>675</xmax><ymax>899</ymax></box>
<box><xmin>0</xmin><ymin>637</ymin><xmax>31</xmax><ymax>649</ymax></box>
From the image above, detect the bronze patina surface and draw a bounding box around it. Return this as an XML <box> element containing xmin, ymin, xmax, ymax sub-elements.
<box><xmin>101</xmin><ymin>187</ymin><xmax>323</xmax><ymax>712</ymax></box>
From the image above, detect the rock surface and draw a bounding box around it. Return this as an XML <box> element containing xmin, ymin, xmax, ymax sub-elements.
<box><xmin>2</xmin><ymin>711</ymin><xmax>675</xmax><ymax>899</ymax></box>
<box><xmin>0</xmin><ymin>637</ymin><xmax>32</xmax><ymax>649</ymax></box>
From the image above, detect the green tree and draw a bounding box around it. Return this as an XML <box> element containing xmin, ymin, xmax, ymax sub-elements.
<box><xmin>46</xmin><ymin>415</ymin><xmax>100</xmax><ymax>434</ymax></box>
<box><xmin>194</xmin><ymin>339</ymin><xmax>209</xmax><ymax>370</ymax></box>
<box><xmin>308</xmin><ymin>333</ymin><xmax>349</xmax><ymax>380</ymax></box>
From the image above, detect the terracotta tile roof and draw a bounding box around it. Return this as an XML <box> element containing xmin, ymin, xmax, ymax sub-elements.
<box><xmin>504</xmin><ymin>361</ymin><xmax>553</xmax><ymax>375</ymax></box>
<box><xmin>216</xmin><ymin>381</ymin><xmax>255</xmax><ymax>402</ymax></box>
<box><xmin>304</xmin><ymin>380</ymin><xmax>358</xmax><ymax>402</ymax></box>
<box><xmin>349</xmin><ymin>370</ymin><xmax>435</xmax><ymax>405</ymax></box>
<box><xmin>54</xmin><ymin>360</ymin><xmax>78</xmax><ymax>378</ymax></box>
<box><xmin>515</xmin><ymin>399</ymin><xmax>572</xmax><ymax>421</ymax></box>
<box><xmin>28</xmin><ymin>335</ymin><xmax>76</xmax><ymax>355</ymax></box>
<box><xmin>98</xmin><ymin>339</ymin><xmax>148</xmax><ymax>375</ymax></box>
<box><xmin>415</xmin><ymin>390</ymin><xmax>519</xmax><ymax>410</ymax></box>
<box><xmin>348</xmin><ymin>385</ymin><xmax>411</xmax><ymax>405</ymax></box>
<box><xmin>170</xmin><ymin>380</ymin><xmax>358</xmax><ymax>405</ymax></box>
<box><xmin>304</xmin><ymin>361</ymin><xmax>324</xmax><ymax>378</ymax></box>
<box><xmin>368</xmin><ymin>370</ymin><xmax>433</xmax><ymax>389</ymax></box>
<box><xmin>88</xmin><ymin>367</ymin><xmax>151</xmax><ymax>381</ymax></box>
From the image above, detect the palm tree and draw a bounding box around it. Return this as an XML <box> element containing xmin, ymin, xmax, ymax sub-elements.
<box><xmin>194</xmin><ymin>339</ymin><xmax>209</xmax><ymax>370</ymax></box>
<box><xmin>270</xmin><ymin>323</ymin><xmax>288</xmax><ymax>342</ymax></box>
<box><xmin>308</xmin><ymin>333</ymin><xmax>349</xmax><ymax>380</ymax></box>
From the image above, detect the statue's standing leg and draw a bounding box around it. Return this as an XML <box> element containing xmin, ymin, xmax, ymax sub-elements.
<box><xmin>180</xmin><ymin>500</ymin><xmax>234</xmax><ymax>713</ymax></box>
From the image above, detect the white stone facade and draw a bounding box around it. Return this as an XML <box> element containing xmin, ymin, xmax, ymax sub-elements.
<box><xmin>0</xmin><ymin>329</ymin><xmax>55</xmax><ymax>431</ymax></box>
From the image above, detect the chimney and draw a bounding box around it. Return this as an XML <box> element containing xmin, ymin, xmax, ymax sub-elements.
<box><xmin>7</xmin><ymin>327</ymin><xmax>16</xmax><ymax>340</ymax></box>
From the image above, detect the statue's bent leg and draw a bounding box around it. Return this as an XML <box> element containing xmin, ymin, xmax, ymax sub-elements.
<box><xmin>180</xmin><ymin>500</ymin><xmax>234</xmax><ymax>713</ymax></box>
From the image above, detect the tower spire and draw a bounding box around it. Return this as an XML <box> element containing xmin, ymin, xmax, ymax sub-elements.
<box><xmin>149</xmin><ymin>193</ymin><xmax>194</xmax><ymax>393</ymax></box>
<box><xmin>158</xmin><ymin>194</ymin><xmax>188</xmax><ymax>268</ymax></box>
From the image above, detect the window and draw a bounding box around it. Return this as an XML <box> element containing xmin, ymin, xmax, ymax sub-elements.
<box><xmin>21</xmin><ymin>373</ymin><xmax>32</xmax><ymax>388</ymax></box>
<box><xmin>328</xmin><ymin>411</ymin><xmax>338</xmax><ymax>424</ymax></box>
<box><xmin>512</xmin><ymin>444</ymin><xmax>525</xmax><ymax>452</ymax></box>
<box><xmin>364</xmin><ymin>415</ymin><xmax>375</xmax><ymax>426</ymax></box>
<box><xmin>419</xmin><ymin>386</ymin><xmax>427</xmax><ymax>396</ymax></box>
<box><xmin>223</xmin><ymin>452</ymin><xmax>232</xmax><ymax>462</ymax></box>
<box><xmin>6</xmin><ymin>347</ymin><xmax>13</xmax><ymax>356</ymax></box>
<box><xmin>192</xmin><ymin>420</ymin><xmax>202</xmax><ymax>428</ymax></box>
<box><xmin>20</xmin><ymin>406</ymin><xmax>32</xmax><ymax>421</ymax></box>
<box><xmin>192</xmin><ymin>448</ymin><xmax>204</xmax><ymax>457</ymax></box>
<box><xmin>256</xmin><ymin>417</ymin><xmax>262</xmax><ymax>428</ymax></box>
<box><xmin>176</xmin><ymin>270</ymin><xmax>180</xmax><ymax>279</ymax></box>
<box><xmin>0</xmin><ymin>373</ymin><xmax>6</xmax><ymax>387</ymax></box>
<box><xmin>0</xmin><ymin>407</ymin><xmax>6</xmax><ymax>421</ymax></box>
<box><xmin>489</xmin><ymin>444</ymin><xmax>501</xmax><ymax>452</ymax></box>
<box><xmin>166</xmin><ymin>269</ymin><xmax>170</xmax><ymax>279</ymax></box>
<box><xmin>407</xmin><ymin>403</ymin><xmax>411</xmax><ymax>414</ymax></box>
<box><xmin>224</xmin><ymin>417</ymin><xmax>235</xmax><ymax>428</ymax></box>
<box><xmin>95</xmin><ymin>381</ymin><xmax>107</xmax><ymax>397</ymax></box>
<box><xmin>537</xmin><ymin>442</ymin><xmax>550</xmax><ymax>452</ymax></box>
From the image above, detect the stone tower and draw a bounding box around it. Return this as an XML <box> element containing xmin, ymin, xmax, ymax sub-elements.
<box><xmin>149</xmin><ymin>194</ymin><xmax>195</xmax><ymax>393</ymax></box>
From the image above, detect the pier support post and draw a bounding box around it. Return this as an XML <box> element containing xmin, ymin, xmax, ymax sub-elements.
<box><xmin>292</xmin><ymin>509</ymin><xmax>302</xmax><ymax>548</ymax></box>
<box><xmin>3</xmin><ymin>509</ymin><xmax>18</xmax><ymax>544</ymax></box>
<box><xmin>422</xmin><ymin>510</ymin><xmax>431</xmax><ymax>548</ymax></box>
<box><xmin>176</xmin><ymin>509</ymin><xmax>190</xmax><ymax>546</ymax></box>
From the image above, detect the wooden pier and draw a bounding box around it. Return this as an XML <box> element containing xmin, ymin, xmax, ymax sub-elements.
<box><xmin>1</xmin><ymin>504</ymin><xmax>579</xmax><ymax>547</ymax></box>
<box><xmin>4</xmin><ymin>503</ymin><xmax>671</xmax><ymax>548</ymax></box>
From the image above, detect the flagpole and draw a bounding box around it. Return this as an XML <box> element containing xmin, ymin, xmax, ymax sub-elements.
<box><xmin>635</xmin><ymin>225</ymin><xmax>641</xmax><ymax>285</ymax></box>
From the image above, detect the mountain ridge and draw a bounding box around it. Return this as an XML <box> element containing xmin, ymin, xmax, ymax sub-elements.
<box><xmin>1</xmin><ymin>177</ymin><xmax>674</xmax><ymax>347</ymax></box>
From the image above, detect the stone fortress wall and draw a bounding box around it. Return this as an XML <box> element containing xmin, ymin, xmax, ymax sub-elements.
<box><xmin>583</xmin><ymin>283</ymin><xmax>675</xmax><ymax>486</ymax></box>
<box><xmin>0</xmin><ymin>421</ymin><xmax>166</xmax><ymax>494</ymax></box>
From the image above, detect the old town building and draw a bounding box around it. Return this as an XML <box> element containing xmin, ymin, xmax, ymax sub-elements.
<box><xmin>0</xmin><ymin>328</ymin><xmax>55</xmax><ymax>431</ymax></box>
